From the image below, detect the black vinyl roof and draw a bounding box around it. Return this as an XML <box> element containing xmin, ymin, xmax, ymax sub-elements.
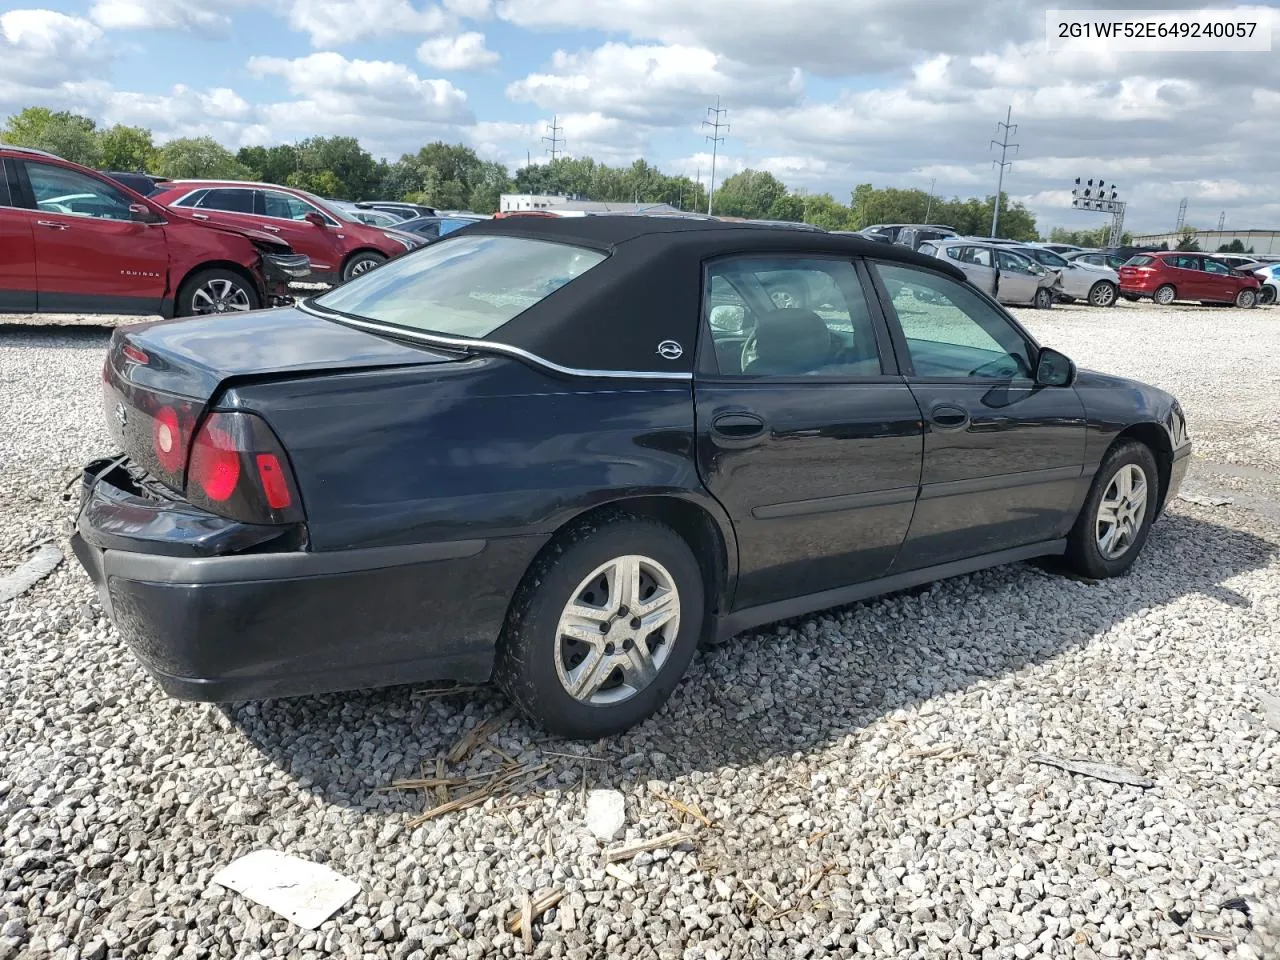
<box><xmin>454</xmin><ymin>215</ymin><xmax>967</xmax><ymax>375</ymax></box>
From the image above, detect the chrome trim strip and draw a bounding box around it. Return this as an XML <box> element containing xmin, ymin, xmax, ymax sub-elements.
<box><xmin>295</xmin><ymin>300</ymin><xmax>693</xmax><ymax>382</ymax></box>
<box><xmin>165</xmin><ymin>187</ymin><xmax>341</xmax><ymax>227</ymax></box>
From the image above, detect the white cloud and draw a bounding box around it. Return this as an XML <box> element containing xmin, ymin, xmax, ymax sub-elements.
<box><xmin>0</xmin><ymin>10</ymin><xmax>107</xmax><ymax>89</ymax></box>
<box><xmin>443</xmin><ymin>0</ymin><xmax>491</xmax><ymax>17</ymax></box>
<box><xmin>507</xmin><ymin>43</ymin><xmax>802</xmax><ymax>125</ymax></box>
<box><xmin>287</xmin><ymin>0</ymin><xmax>449</xmax><ymax>46</ymax></box>
<box><xmin>89</xmin><ymin>0</ymin><xmax>232</xmax><ymax>32</ymax></box>
<box><xmin>417</xmin><ymin>32</ymin><xmax>498</xmax><ymax>71</ymax></box>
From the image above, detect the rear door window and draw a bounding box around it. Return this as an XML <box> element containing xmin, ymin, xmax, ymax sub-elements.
<box><xmin>195</xmin><ymin>188</ymin><xmax>255</xmax><ymax>213</ymax></box>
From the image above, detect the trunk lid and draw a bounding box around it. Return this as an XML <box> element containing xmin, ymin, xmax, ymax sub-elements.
<box><xmin>103</xmin><ymin>304</ymin><xmax>461</xmax><ymax>490</ymax></box>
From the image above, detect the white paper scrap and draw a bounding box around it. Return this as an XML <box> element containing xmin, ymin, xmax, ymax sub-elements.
<box><xmin>211</xmin><ymin>850</ymin><xmax>360</xmax><ymax>929</ymax></box>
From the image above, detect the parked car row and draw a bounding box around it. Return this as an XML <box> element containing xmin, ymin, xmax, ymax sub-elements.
<box><xmin>0</xmin><ymin>145</ymin><xmax>308</xmax><ymax>317</ymax></box>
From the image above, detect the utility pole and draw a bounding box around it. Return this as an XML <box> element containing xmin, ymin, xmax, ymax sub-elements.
<box><xmin>989</xmin><ymin>106</ymin><xmax>1018</xmax><ymax>238</ymax></box>
<box><xmin>924</xmin><ymin>177</ymin><xmax>936</xmax><ymax>223</ymax></box>
<box><xmin>703</xmin><ymin>97</ymin><xmax>728</xmax><ymax>216</ymax></box>
<box><xmin>1174</xmin><ymin>197</ymin><xmax>1187</xmax><ymax>232</ymax></box>
<box><xmin>542</xmin><ymin>115</ymin><xmax>564</xmax><ymax>162</ymax></box>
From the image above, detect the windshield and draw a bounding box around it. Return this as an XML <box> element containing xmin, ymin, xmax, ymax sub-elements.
<box><xmin>310</xmin><ymin>234</ymin><xmax>608</xmax><ymax>338</ymax></box>
<box><xmin>296</xmin><ymin>190</ymin><xmax>360</xmax><ymax>224</ymax></box>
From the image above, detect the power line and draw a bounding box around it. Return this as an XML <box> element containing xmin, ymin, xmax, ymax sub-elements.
<box><xmin>989</xmin><ymin>106</ymin><xmax>1018</xmax><ymax>238</ymax></box>
<box><xmin>541</xmin><ymin>115</ymin><xmax>564</xmax><ymax>162</ymax></box>
<box><xmin>703</xmin><ymin>97</ymin><xmax>728</xmax><ymax>216</ymax></box>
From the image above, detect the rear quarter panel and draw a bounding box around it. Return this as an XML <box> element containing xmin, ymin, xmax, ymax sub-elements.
<box><xmin>220</xmin><ymin>357</ymin><xmax>711</xmax><ymax>552</ymax></box>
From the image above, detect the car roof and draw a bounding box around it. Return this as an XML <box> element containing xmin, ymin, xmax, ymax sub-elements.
<box><xmin>0</xmin><ymin>145</ymin><xmax>60</xmax><ymax>160</ymax></box>
<box><xmin>425</xmin><ymin>215</ymin><xmax>967</xmax><ymax>376</ymax></box>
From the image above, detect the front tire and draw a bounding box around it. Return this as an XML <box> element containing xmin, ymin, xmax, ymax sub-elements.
<box><xmin>1235</xmin><ymin>288</ymin><xmax>1258</xmax><ymax>309</ymax></box>
<box><xmin>495</xmin><ymin>513</ymin><xmax>705</xmax><ymax>739</ymax></box>
<box><xmin>1260</xmin><ymin>286</ymin><xmax>1277</xmax><ymax>305</ymax></box>
<box><xmin>1033</xmin><ymin>287</ymin><xmax>1054</xmax><ymax>309</ymax></box>
<box><xmin>176</xmin><ymin>268</ymin><xmax>260</xmax><ymax>317</ymax></box>
<box><xmin>342</xmin><ymin>251</ymin><xmax>386</xmax><ymax>281</ymax></box>
<box><xmin>1088</xmin><ymin>281</ymin><xmax>1118</xmax><ymax>307</ymax></box>
<box><xmin>1153</xmin><ymin>284</ymin><xmax>1176</xmax><ymax>306</ymax></box>
<box><xmin>1063</xmin><ymin>441</ymin><xmax>1160</xmax><ymax>579</ymax></box>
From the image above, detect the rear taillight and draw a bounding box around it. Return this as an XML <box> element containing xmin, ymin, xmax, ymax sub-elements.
<box><xmin>185</xmin><ymin>411</ymin><xmax>304</xmax><ymax>524</ymax></box>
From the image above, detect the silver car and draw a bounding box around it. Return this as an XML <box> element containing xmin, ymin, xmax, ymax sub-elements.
<box><xmin>1012</xmin><ymin>245</ymin><xmax>1120</xmax><ymax>307</ymax></box>
<box><xmin>920</xmin><ymin>239</ymin><xmax>1058</xmax><ymax>308</ymax></box>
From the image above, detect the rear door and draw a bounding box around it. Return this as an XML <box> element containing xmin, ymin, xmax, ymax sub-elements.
<box><xmin>17</xmin><ymin>159</ymin><xmax>167</xmax><ymax>313</ymax></box>
<box><xmin>1169</xmin><ymin>255</ymin><xmax>1207</xmax><ymax>299</ymax></box>
<box><xmin>945</xmin><ymin>245</ymin><xmax>998</xmax><ymax>295</ymax></box>
<box><xmin>694</xmin><ymin>255</ymin><xmax>923</xmax><ymax>610</ymax></box>
<box><xmin>259</xmin><ymin>189</ymin><xmax>346</xmax><ymax>278</ymax></box>
<box><xmin>868</xmin><ymin>259</ymin><xmax>1087</xmax><ymax>569</ymax></box>
<box><xmin>0</xmin><ymin>159</ymin><xmax>37</xmax><ymax>311</ymax></box>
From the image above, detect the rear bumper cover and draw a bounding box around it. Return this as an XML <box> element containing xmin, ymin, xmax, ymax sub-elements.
<box><xmin>71</xmin><ymin>459</ymin><xmax>543</xmax><ymax>702</ymax></box>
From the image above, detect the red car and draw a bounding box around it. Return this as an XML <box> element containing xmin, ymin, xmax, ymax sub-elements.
<box><xmin>1119</xmin><ymin>252</ymin><xmax>1261</xmax><ymax>308</ymax></box>
<box><xmin>0</xmin><ymin>146</ymin><xmax>309</xmax><ymax>317</ymax></box>
<box><xmin>149</xmin><ymin>180</ymin><xmax>421</xmax><ymax>284</ymax></box>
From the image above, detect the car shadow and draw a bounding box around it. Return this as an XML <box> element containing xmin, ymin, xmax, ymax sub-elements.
<box><xmin>222</xmin><ymin>511</ymin><xmax>1276</xmax><ymax>814</ymax></box>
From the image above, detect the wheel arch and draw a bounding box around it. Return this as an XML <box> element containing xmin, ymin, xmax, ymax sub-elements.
<box><xmin>1105</xmin><ymin>422</ymin><xmax>1174</xmax><ymax>514</ymax></box>
<box><xmin>513</xmin><ymin>492</ymin><xmax>738</xmax><ymax>644</ymax></box>
<box><xmin>340</xmin><ymin>247</ymin><xmax>388</xmax><ymax>276</ymax></box>
<box><xmin>173</xmin><ymin>260</ymin><xmax>263</xmax><ymax>305</ymax></box>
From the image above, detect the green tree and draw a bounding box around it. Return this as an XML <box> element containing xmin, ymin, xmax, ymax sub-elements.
<box><xmin>98</xmin><ymin>125</ymin><xmax>155</xmax><ymax>172</ymax></box>
<box><xmin>2</xmin><ymin>107</ymin><xmax>102</xmax><ymax>166</ymax></box>
<box><xmin>286</xmin><ymin>169</ymin><xmax>344</xmax><ymax>198</ymax></box>
<box><xmin>154</xmin><ymin>137</ymin><xmax>250</xmax><ymax>179</ymax></box>
<box><xmin>711</xmin><ymin>169</ymin><xmax>787</xmax><ymax>219</ymax></box>
<box><xmin>237</xmin><ymin>144</ymin><xmax>299</xmax><ymax>184</ymax></box>
<box><xmin>802</xmin><ymin>193</ymin><xmax>856</xmax><ymax>230</ymax></box>
<box><xmin>290</xmin><ymin>136</ymin><xmax>379</xmax><ymax>198</ymax></box>
<box><xmin>1216</xmin><ymin>238</ymin><xmax>1251</xmax><ymax>254</ymax></box>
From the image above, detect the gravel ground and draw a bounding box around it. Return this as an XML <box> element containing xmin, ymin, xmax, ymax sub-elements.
<box><xmin>1</xmin><ymin>301</ymin><xmax>1278</xmax><ymax>960</ymax></box>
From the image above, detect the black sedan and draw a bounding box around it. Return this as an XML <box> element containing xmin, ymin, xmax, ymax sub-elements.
<box><xmin>70</xmin><ymin>217</ymin><xmax>1191</xmax><ymax>739</ymax></box>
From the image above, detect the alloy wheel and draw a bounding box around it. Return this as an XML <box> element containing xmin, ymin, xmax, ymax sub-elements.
<box><xmin>1034</xmin><ymin>287</ymin><xmax>1053</xmax><ymax>309</ymax></box>
<box><xmin>350</xmin><ymin>257</ymin><xmax>380</xmax><ymax>276</ymax></box>
<box><xmin>1095</xmin><ymin>463</ymin><xmax>1149</xmax><ymax>560</ymax></box>
<box><xmin>554</xmin><ymin>554</ymin><xmax>680</xmax><ymax>705</ymax></box>
<box><xmin>1089</xmin><ymin>282</ymin><xmax>1117</xmax><ymax>307</ymax></box>
<box><xmin>191</xmin><ymin>278</ymin><xmax>251</xmax><ymax>314</ymax></box>
<box><xmin>1237</xmin><ymin>289</ymin><xmax>1257</xmax><ymax>309</ymax></box>
<box><xmin>1154</xmin><ymin>285</ymin><xmax>1176</xmax><ymax>306</ymax></box>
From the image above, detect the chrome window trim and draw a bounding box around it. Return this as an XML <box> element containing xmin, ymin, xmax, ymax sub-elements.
<box><xmin>296</xmin><ymin>300</ymin><xmax>692</xmax><ymax>381</ymax></box>
<box><xmin>164</xmin><ymin>186</ymin><xmax>342</xmax><ymax>227</ymax></box>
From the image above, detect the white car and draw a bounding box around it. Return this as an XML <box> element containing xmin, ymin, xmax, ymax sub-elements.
<box><xmin>1009</xmin><ymin>245</ymin><xmax>1120</xmax><ymax>307</ymax></box>
<box><xmin>1247</xmin><ymin>262</ymin><xmax>1280</xmax><ymax>304</ymax></box>
<box><xmin>919</xmin><ymin>239</ymin><xmax>1059</xmax><ymax>308</ymax></box>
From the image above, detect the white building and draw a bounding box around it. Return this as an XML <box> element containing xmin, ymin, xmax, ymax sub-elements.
<box><xmin>1130</xmin><ymin>229</ymin><xmax>1280</xmax><ymax>254</ymax></box>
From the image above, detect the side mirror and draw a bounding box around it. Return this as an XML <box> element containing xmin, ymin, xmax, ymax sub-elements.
<box><xmin>129</xmin><ymin>203</ymin><xmax>162</xmax><ymax>224</ymax></box>
<box><xmin>1035</xmin><ymin>347</ymin><xmax>1076</xmax><ymax>387</ymax></box>
<box><xmin>304</xmin><ymin>212</ymin><xmax>327</xmax><ymax>228</ymax></box>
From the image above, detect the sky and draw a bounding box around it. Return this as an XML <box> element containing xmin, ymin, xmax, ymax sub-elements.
<box><xmin>1</xmin><ymin>0</ymin><xmax>1277</xmax><ymax>234</ymax></box>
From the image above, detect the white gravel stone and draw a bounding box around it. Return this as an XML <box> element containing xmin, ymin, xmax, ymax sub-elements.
<box><xmin>585</xmin><ymin>789</ymin><xmax>627</xmax><ymax>841</ymax></box>
<box><xmin>1</xmin><ymin>301</ymin><xmax>1278</xmax><ymax>960</ymax></box>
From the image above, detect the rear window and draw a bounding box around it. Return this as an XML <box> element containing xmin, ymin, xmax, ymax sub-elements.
<box><xmin>1126</xmin><ymin>256</ymin><xmax>1154</xmax><ymax>266</ymax></box>
<box><xmin>310</xmin><ymin>234</ymin><xmax>608</xmax><ymax>339</ymax></box>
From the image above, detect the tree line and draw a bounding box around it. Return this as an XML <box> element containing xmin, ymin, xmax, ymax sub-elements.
<box><xmin>1</xmin><ymin>106</ymin><xmax>1040</xmax><ymax>238</ymax></box>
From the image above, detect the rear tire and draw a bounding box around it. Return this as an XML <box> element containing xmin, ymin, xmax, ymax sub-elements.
<box><xmin>494</xmin><ymin>513</ymin><xmax>705</xmax><ymax>740</ymax></box>
<box><xmin>1153</xmin><ymin>285</ymin><xmax>1176</xmax><ymax>306</ymax></box>
<box><xmin>1235</xmin><ymin>288</ymin><xmax>1258</xmax><ymax>309</ymax></box>
<box><xmin>175</xmin><ymin>268</ymin><xmax>260</xmax><ymax>318</ymax></box>
<box><xmin>1063</xmin><ymin>441</ymin><xmax>1160</xmax><ymax>580</ymax></box>
<box><xmin>342</xmin><ymin>251</ymin><xmax>386</xmax><ymax>281</ymax></box>
<box><xmin>1088</xmin><ymin>281</ymin><xmax>1118</xmax><ymax>307</ymax></box>
<box><xmin>1033</xmin><ymin>287</ymin><xmax>1054</xmax><ymax>309</ymax></box>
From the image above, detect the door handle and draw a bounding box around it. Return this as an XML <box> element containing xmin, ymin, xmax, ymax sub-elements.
<box><xmin>262</xmin><ymin>225</ymin><xmax>281</xmax><ymax>233</ymax></box>
<box><xmin>190</xmin><ymin>213</ymin><xmax>209</xmax><ymax>220</ymax></box>
<box><xmin>927</xmin><ymin>403</ymin><xmax>970</xmax><ymax>431</ymax></box>
<box><xmin>710</xmin><ymin>411</ymin><xmax>767</xmax><ymax>448</ymax></box>
<box><xmin>36</xmin><ymin>220</ymin><xmax>68</xmax><ymax>230</ymax></box>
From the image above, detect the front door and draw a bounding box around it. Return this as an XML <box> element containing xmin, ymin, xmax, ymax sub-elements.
<box><xmin>1201</xmin><ymin>258</ymin><xmax>1236</xmax><ymax>302</ymax></box>
<box><xmin>259</xmin><ymin>189</ymin><xmax>346</xmax><ymax>280</ymax></box>
<box><xmin>869</xmin><ymin>260</ymin><xmax>1088</xmax><ymax>570</ymax></box>
<box><xmin>19</xmin><ymin>159</ymin><xmax>167</xmax><ymax>313</ymax></box>
<box><xmin>1168</xmin><ymin>255</ymin><xmax>1209</xmax><ymax>299</ymax></box>
<box><xmin>943</xmin><ymin>244</ymin><xmax>998</xmax><ymax>295</ymax></box>
<box><xmin>694</xmin><ymin>255</ymin><xmax>923</xmax><ymax>610</ymax></box>
<box><xmin>994</xmin><ymin>249</ymin><xmax>1041</xmax><ymax>304</ymax></box>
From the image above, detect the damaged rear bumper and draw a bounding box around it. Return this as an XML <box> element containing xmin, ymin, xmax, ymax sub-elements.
<box><xmin>69</xmin><ymin>458</ymin><xmax>539</xmax><ymax>701</ymax></box>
